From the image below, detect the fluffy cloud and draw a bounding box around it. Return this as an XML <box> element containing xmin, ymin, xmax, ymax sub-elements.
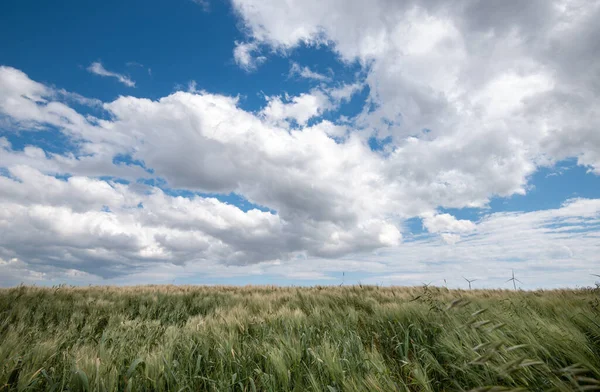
<box><xmin>231</xmin><ymin>0</ymin><xmax>600</xmax><ymax>176</ymax></box>
<box><xmin>3</xmin><ymin>196</ymin><xmax>597</xmax><ymax>288</ymax></box>
<box><xmin>233</xmin><ymin>41</ymin><xmax>266</xmax><ymax>71</ymax></box>
<box><xmin>1</xmin><ymin>61</ymin><xmax>599</xmax><ymax>286</ymax></box>
<box><xmin>1</xmin><ymin>0</ymin><xmax>600</xmax><ymax>286</ymax></box>
<box><xmin>261</xmin><ymin>91</ymin><xmax>332</xmax><ymax>125</ymax></box>
<box><xmin>421</xmin><ymin>212</ymin><xmax>476</xmax><ymax>243</ymax></box>
<box><xmin>0</xmin><ymin>163</ymin><xmax>400</xmax><ymax>279</ymax></box>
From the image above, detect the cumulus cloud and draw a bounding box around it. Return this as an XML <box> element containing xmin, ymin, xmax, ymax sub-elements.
<box><xmin>421</xmin><ymin>212</ymin><xmax>476</xmax><ymax>243</ymax></box>
<box><xmin>325</xmin><ymin>82</ymin><xmax>364</xmax><ymax>104</ymax></box>
<box><xmin>0</xmin><ymin>64</ymin><xmax>599</xmax><ymax>286</ymax></box>
<box><xmin>1</xmin><ymin>0</ymin><xmax>600</xmax><ymax>286</ymax></box>
<box><xmin>231</xmin><ymin>0</ymin><xmax>600</xmax><ymax>175</ymax></box>
<box><xmin>261</xmin><ymin>91</ymin><xmax>332</xmax><ymax>125</ymax></box>
<box><xmin>233</xmin><ymin>41</ymin><xmax>266</xmax><ymax>71</ymax></box>
<box><xmin>87</xmin><ymin>62</ymin><xmax>136</xmax><ymax>87</ymax></box>
<box><xmin>421</xmin><ymin>213</ymin><xmax>476</xmax><ymax>234</ymax></box>
<box><xmin>3</xmin><ymin>196</ymin><xmax>597</xmax><ymax>288</ymax></box>
<box><xmin>0</xmin><ymin>165</ymin><xmax>400</xmax><ymax>280</ymax></box>
<box><xmin>0</xmin><ymin>66</ymin><xmax>405</xmax><ymax>282</ymax></box>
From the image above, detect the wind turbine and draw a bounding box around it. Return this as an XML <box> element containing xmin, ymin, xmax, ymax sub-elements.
<box><xmin>506</xmin><ymin>269</ymin><xmax>522</xmax><ymax>290</ymax></box>
<box><xmin>463</xmin><ymin>277</ymin><xmax>477</xmax><ymax>290</ymax></box>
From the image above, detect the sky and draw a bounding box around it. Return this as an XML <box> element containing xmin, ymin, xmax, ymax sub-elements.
<box><xmin>1</xmin><ymin>0</ymin><xmax>599</xmax><ymax>289</ymax></box>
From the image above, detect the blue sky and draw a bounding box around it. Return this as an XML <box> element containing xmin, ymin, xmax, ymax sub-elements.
<box><xmin>1</xmin><ymin>0</ymin><xmax>600</xmax><ymax>289</ymax></box>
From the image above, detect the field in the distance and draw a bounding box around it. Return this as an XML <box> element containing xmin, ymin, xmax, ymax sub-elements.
<box><xmin>1</xmin><ymin>285</ymin><xmax>599</xmax><ymax>391</ymax></box>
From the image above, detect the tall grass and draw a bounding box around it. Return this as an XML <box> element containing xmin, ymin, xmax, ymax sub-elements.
<box><xmin>1</xmin><ymin>284</ymin><xmax>599</xmax><ymax>391</ymax></box>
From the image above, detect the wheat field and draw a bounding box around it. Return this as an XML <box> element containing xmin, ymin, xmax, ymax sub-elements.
<box><xmin>1</xmin><ymin>284</ymin><xmax>599</xmax><ymax>391</ymax></box>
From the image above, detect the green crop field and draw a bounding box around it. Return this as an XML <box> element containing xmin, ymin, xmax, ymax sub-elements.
<box><xmin>1</xmin><ymin>285</ymin><xmax>599</xmax><ymax>391</ymax></box>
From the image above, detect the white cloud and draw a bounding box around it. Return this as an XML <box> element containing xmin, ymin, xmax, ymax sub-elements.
<box><xmin>0</xmin><ymin>67</ymin><xmax>407</xmax><ymax>282</ymax></box>
<box><xmin>0</xmin><ymin>183</ymin><xmax>598</xmax><ymax>288</ymax></box>
<box><xmin>0</xmin><ymin>65</ymin><xmax>51</xmax><ymax>127</ymax></box>
<box><xmin>0</xmin><ymin>163</ymin><xmax>401</xmax><ymax>279</ymax></box>
<box><xmin>320</xmin><ymin>198</ymin><xmax>600</xmax><ymax>289</ymax></box>
<box><xmin>0</xmin><ymin>166</ymin><xmax>281</xmax><ymax>276</ymax></box>
<box><xmin>261</xmin><ymin>91</ymin><xmax>332</xmax><ymax>125</ymax></box>
<box><xmin>289</xmin><ymin>62</ymin><xmax>331</xmax><ymax>82</ymax></box>
<box><xmin>0</xmin><ymin>257</ymin><xmax>47</xmax><ymax>286</ymax></box>
<box><xmin>1</xmin><ymin>0</ymin><xmax>600</xmax><ymax>287</ymax></box>
<box><xmin>3</xmin><ymin>194</ymin><xmax>598</xmax><ymax>288</ymax></box>
<box><xmin>421</xmin><ymin>212</ymin><xmax>476</xmax><ymax>243</ymax></box>
<box><xmin>421</xmin><ymin>213</ymin><xmax>476</xmax><ymax>234</ymax></box>
<box><xmin>55</xmin><ymin>89</ymin><xmax>103</xmax><ymax>107</ymax></box>
<box><xmin>401</xmin><ymin>198</ymin><xmax>600</xmax><ymax>288</ymax></box>
<box><xmin>440</xmin><ymin>233</ymin><xmax>461</xmax><ymax>246</ymax></box>
<box><xmin>0</xmin><ymin>66</ymin><xmax>598</xmax><ymax>284</ymax></box>
<box><xmin>231</xmin><ymin>0</ymin><xmax>600</xmax><ymax>176</ymax></box>
<box><xmin>0</xmin><ymin>137</ymin><xmax>10</xmax><ymax>149</ymax></box>
<box><xmin>325</xmin><ymin>82</ymin><xmax>364</xmax><ymax>104</ymax></box>
<box><xmin>259</xmin><ymin>83</ymin><xmax>363</xmax><ymax>127</ymax></box>
<box><xmin>233</xmin><ymin>41</ymin><xmax>266</xmax><ymax>71</ymax></box>
<box><xmin>87</xmin><ymin>62</ymin><xmax>136</xmax><ymax>87</ymax></box>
